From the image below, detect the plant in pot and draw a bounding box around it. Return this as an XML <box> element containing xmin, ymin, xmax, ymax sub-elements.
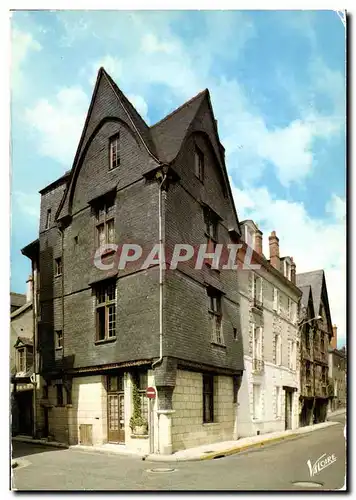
<box><xmin>130</xmin><ymin>381</ymin><xmax>148</xmax><ymax>436</ymax></box>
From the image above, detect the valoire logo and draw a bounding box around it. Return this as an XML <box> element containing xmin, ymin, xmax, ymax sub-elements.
<box><xmin>307</xmin><ymin>453</ymin><xmax>337</xmax><ymax>477</ymax></box>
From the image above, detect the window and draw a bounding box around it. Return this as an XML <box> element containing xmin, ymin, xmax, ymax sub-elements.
<box><xmin>109</xmin><ymin>135</ymin><xmax>120</xmax><ymax>170</ymax></box>
<box><xmin>288</xmin><ymin>298</ymin><xmax>292</xmax><ymax>319</ymax></box>
<box><xmin>284</xmin><ymin>260</ymin><xmax>291</xmax><ymax>280</ymax></box>
<box><xmin>56</xmin><ymin>330</ymin><xmax>63</xmax><ymax>349</ymax></box>
<box><xmin>17</xmin><ymin>348</ymin><xmax>25</xmax><ymax>372</ymax></box>
<box><xmin>65</xmin><ymin>386</ymin><xmax>72</xmax><ymax>405</ymax></box>
<box><xmin>203</xmin><ymin>207</ymin><xmax>218</xmax><ymax>254</ymax></box>
<box><xmin>55</xmin><ymin>257</ymin><xmax>62</xmax><ymax>276</ymax></box>
<box><xmin>203</xmin><ymin>374</ymin><xmax>214</xmax><ymax>423</ymax></box>
<box><xmin>233</xmin><ymin>328</ymin><xmax>238</xmax><ymax>341</ymax></box>
<box><xmin>276</xmin><ymin>386</ymin><xmax>281</xmax><ymax>418</ymax></box>
<box><xmin>252</xmin><ymin>275</ymin><xmax>263</xmax><ymax>308</ymax></box>
<box><xmin>95</xmin><ymin>281</ymin><xmax>116</xmax><ymax>341</ymax></box>
<box><xmin>56</xmin><ymin>384</ymin><xmax>64</xmax><ymax>406</ymax></box>
<box><xmin>133</xmin><ymin>371</ymin><xmax>148</xmax><ymax>422</ymax></box>
<box><xmin>252</xmin><ymin>384</ymin><xmax>261</xmax><ymax>419</ymax></box>
<box><xmin>45</xmin><ymin>209</ymin><xmax>51</xmax><ymax>229</ymax></box>
<box><xmin>289</xmin><ymin>340</ymin><xmax>296</xmax><ymax>370</ymax></box>
<box><xmin>245</xmin><ymin>225</ymin><xmax>255</xmax><ymax>249</ymax></box>
<box><xmin>273</xmin><ymin>287</ymin><xmax>279</xmax><ymax>312</ymax></box>
<box><xmin>95</xmin><ymin>199</ymin><xmax>115</xmax><ymax>248</ymax></box>
<box><xmin>195</xmin><ymin>146</ymin><xmax>204</xmax><ymax>182</ymax></box>
<box><xmin>208</xmin><ymin>290</ymin><xmax>223</xmax><ymax>345</ymax></box>
<box><xmin>275</xmin><ymin>333</ymin><xmax>282</xmax><ymax>365</ymax></box>
<box><xmin>252</xmin><ymin>324</ymin><xmax>263</xmax><ymax>369</ymax></box>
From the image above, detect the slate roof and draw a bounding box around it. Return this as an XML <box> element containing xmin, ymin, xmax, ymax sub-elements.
<box><xmin>298</xmin><ymin>284</ymin><xmax>312</xmax><ymax>311</ymax></box>
<box><xmin>150</xmin><ymin>89</ymin><xmax>208</xmax><ymax>162</ymax></box>
<box><xmin>296</xmin><ymin>270</ymin><xmax>324</xmax><ymax>316</ymax></box>
<box><xmin>15</xmin><ymin>336</ymin><xmax>33</xmax><ymax>347</ymax></box>
<box><xmin>10</xmin><ymin>292</ymin><xmax>26</xmax><ymax>310</ymax></box>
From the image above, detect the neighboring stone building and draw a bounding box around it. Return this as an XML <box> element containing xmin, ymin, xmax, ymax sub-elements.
<box><xmin>10</xmin><ymin>277</ymin><xmax>35</xmax><ymax>436</ymax></box>
<box><xmin>297</xmin><ymin>270</ymin><xmax>333</xmax><ymax>425</ymax></box>
<box><xmin>328</xmin><ymin>325</ymin><xmax>347</xmax><ymax>411</ymax></box>
<box><xmin>11</xmin><ymin>292</ymin><xmax>26</xmax><ymax>314</ymax></box>
<box><xmin>237</xmin><ymin>222</ymin><xmax>302</xmax><ymax>437</ymax></box>
<box><xmin>21</xmin><ymin>67</ymin><xmax>244</xmax><ymax>454</ymax></box>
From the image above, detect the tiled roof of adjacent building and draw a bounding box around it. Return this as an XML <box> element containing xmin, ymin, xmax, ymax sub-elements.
<box><xmin>10</xmin><ymin>292</ymin><xmax>26</xmax><ymax>310</ymax></box>
<box><xmin>296</xmin><ymin>270</ymin><xmax>324</xmax><ymax>316</ymax></box>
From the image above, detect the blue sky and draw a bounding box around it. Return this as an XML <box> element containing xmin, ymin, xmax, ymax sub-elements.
<box><xmin>10</xmin><ymin>10</ymin><xmax>346</xmax><ymax>345</ymax></box>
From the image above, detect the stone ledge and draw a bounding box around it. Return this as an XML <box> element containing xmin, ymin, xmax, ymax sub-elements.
<box><xmin>131</xmin><ymin>434</ymin><xmax>149</xmax><ymax>439</ymax></box>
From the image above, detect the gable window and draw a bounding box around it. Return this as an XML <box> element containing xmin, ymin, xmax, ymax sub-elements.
<box><xmin>194</xmin><ymin>146</ymin><xmax>204</xmax><ymax>182</ymax></box>
<box><xmin>203</xmin><ymin>374</ymin><xmax>214</xmax><ymax>423</ymax></box>
<box><xmin>55</xmin><ymin>330</ymin><xmax>63</xmax><ymax>349</ymax></box>
<box><xmin>109</xmin><ymin>135</ymin><xmax>120</xmax><ymax>170</ymax></box>
<box><xmin>17</xmin><ymin>347</ymin><xmax>25</xmax><ymax>372</ymax></box>
<box><xmin>284</xmin><ymin>260</ymin><xmax>291</xmax><ymax>280</ymax></box>
<box><xmin>45</xmin><ymin>209</ymin><xmax>51</xmax><ymax>230</ymax></box>
<box><xmin>204</xmin><ymin>207</ymin><xmax>218</xmax><ymax>252</ymax></box>
<box><xmin>95</xmin><ymin>281</ymin><xmax>116</xmax><ymax>341</ymax></box>
<box><xmin>245</xmin><ymin>225</ymin><xmax>255</xmax><ymax>249</ymax></box>
<box><xmin>55</xmin><ymin>257</ymin><xmax>62</xmax><ymax>277</ymax></box>
<box><xmin>56</xmin><ymin>384</ymin><xmax>64</xmax><ymax>406</ymax></box>
<box><xmin>208</xmin><ymin>289</ymin><xmax>223</xmax><ymax>345</ymax></box>
<box><xmin>95</xmin><ymin>199</ymin><xmax>115</xmax><ymax>248</ymax></box>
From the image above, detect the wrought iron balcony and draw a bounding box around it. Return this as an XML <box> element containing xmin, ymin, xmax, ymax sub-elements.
<box><xmin>252</xmin><ymin>358</ymin><xmax>264</xmax><ymax>373</ymax></box>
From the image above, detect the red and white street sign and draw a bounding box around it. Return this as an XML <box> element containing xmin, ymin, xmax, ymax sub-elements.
<box><xmin>146</xmin><ymin>386</ymin><xmax>156</xmax><ymax>399</ymax></box>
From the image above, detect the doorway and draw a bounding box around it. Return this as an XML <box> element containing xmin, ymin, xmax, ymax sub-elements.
<box><xmin>107</xmin><ymin>374</ymin><xmax>125</xmax><ymax>443</ymax></box>
<box><xmin>284</xmin><ymin>389</ymin><xmax>293</xmax><ymax>430</ymax></box>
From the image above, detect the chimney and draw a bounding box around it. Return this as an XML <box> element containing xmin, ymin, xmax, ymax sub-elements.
<box><xmin>330</xmin><ymin>325</ymin><xmax>338</xmax><ymax>349</ymax></box>
<box><xmin>26</xmin><ymin>275</ymin><xmax>33</xmax><ymax>303</ymax></box>
<box><xmin>269</xmin><ymin>231</ymin><xmax>280</xmax><ymax>271</ymax></box>
<box><xmin>255</xmin><ymin>229</ymin><xmax>263</xmax><ymax>256</ymax></box>
<box><xmin>290</xmin><ymin>256</ymin><xmax>296</xmax><ymax>284</ymax></box>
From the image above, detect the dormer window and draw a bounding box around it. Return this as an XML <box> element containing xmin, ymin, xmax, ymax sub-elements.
<box><xmin>109</xmin><ymin>134</ymin><xmax>120</xmax><ymax>170</ymax></box>
<box><xmin>18</xmin><ymin>347</ymin><xmax>25</xmax><ymax>372</ymax></box>
<box><xmin>195</xmin><ymin>146</ymin><xmax>204</xmax><ymax>182</ymax></box>
<box><xmin>284</xmin><ymin>259</ymin><xmax>291</xmax><ymax>280</ymax></box>
<box><xmin>244</xmin><ymin>225</ymin><xmax>255</xmax><ymax>250</ymax></box>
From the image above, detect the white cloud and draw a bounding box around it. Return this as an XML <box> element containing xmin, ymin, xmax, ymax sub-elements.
<box><xmin>25</xmin><ymin>87</ymin><xmax>89</xmax><ymax>165</ymax></box>
<box><xmin>231</xmin><ymin>182</ymin><xmax>346</xmax><ymax>347</ymax></box>
<box><xmin>88</xmin><ymin>55</ymin><xmax>123</xmax><ymax>86</ymax></box>
<box><xmin>12</xmin><ymin>191</ymin><xmax>40</xmax><ymax>219</ymax></box>
<box><xmin>11</xmin><ymin>28</ymin><xmax>42</xmax><ymax>93</ymax></box>
<box><xmin>326</xmin><ymin>194</ymin><xmax>346</xmax><ymax>222</ymax></box>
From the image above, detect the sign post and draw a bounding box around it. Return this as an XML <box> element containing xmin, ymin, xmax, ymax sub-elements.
<box><xmin>146</xmin><ymin>387</ymin><xmax>156</xmax><ymax>454</ymax></box>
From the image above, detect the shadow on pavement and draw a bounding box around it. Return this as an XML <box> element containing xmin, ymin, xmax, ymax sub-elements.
<box><xmin>11</xmin><ymin>440</ymin><xmax>67</xmax><ymax>459</ymax></box>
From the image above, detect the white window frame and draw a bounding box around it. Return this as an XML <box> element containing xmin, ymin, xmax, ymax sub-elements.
<box><xmin>109</xmin><ymin>135</ymin><xmax>120</xmax><ymax>170</ymax></box>
<box><xmin>252</xmin><ymin>324</ymin><xmax>263</xmax><ymax>361</ymax></box>
<box><xmin>245</xmin><ymin>225</ymin><xmax>255</xmax><ymax>250</ymax></box>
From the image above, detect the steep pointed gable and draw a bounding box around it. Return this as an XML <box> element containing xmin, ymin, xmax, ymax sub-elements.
<box><xmin>150</xmin><ymin>89</ymin><xmax>208</xmax><ymax>163</ymax></box>
<box><xmin>57</xmin><ymin>67</ymin><xmax>160</xmax><ymax>221</ymax></box>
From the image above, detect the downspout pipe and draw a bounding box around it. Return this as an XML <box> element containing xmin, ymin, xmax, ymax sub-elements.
<box><xmin>152</xmin><ymin>173</ymin><xmax>167</xmax><ymax>370</ymax></box>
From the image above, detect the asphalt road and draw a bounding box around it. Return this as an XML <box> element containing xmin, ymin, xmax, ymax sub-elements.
<box><xmin>11</xmin><ymin>413</ymin><xmax>346</xmax><ymax>491</ymax></box>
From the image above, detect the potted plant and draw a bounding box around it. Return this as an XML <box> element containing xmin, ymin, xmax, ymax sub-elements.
<box><xmin>130</xmin><ymin>380</ymin><xmax>148</xmax><ymax>436</ymax></box>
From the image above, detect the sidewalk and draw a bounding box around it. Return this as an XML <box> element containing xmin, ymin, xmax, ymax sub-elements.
<box><xmin>327</xmin><ymin>408</ymin><xmax>346</xmax><ymax>419</ymax></box>
<box><xmin>144</xmin><ymin>420</ymin><xmax>339</xmax><ymax>462</ymax></box>
<box><xmin>12</xmin><ymin>435</ymin><xmax>68</xmax><ymax>449</ymax></box>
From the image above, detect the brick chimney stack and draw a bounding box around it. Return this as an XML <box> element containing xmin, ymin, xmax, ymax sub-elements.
<box><xmin>26</xmin><ymin>275</ymin><xmax>33</xmax><ymax>303</ymax></box>
<box><xmin>290</xmin><ymin>256</ymin><xmax>296</xmax><ymax>284</ymax></box>
<box><xmin>269</xmin><ymin>231</ymin><xmax>280</xmax><ymax>271</ymax></box>
<box><xmin>255</xmin><ymin>229</ymin><xmax>263</xmax><ymax>256</ymax></box>
<box><xmin>330</xmin><ymin>324</ymin><xmax>338</xmax><ymax>349</ymax></box>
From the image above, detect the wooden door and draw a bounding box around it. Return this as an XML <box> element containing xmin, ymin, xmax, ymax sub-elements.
<box><xmin>107</xmin><ymin>375</ymin><xmax>125</xmax><ymax>443</ymax></box>
<box><xmin>284</xmin><ymin>390</ymin><xmax>292</xmax><ymax>430</ymax></box>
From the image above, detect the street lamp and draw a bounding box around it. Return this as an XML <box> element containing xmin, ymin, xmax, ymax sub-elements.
<box><xmin>298</xmin><ymin>315</ymin><xmax>322</xmax><ymax>329</ymax></box>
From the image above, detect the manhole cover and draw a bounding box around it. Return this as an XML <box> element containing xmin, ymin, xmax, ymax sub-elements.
<box><xmin>147</xmin><ymin>467</ymin><xmax>176</xmax><ymax>473</ymax></box>
<box><xmin>292</xmin><ymin>481</ymin><xmax>323</xmax><ymax>488</ymax></box>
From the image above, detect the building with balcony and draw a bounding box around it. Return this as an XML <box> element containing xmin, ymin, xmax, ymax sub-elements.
<box><xmin>237</xmin><ymin>223</ymin><xmax>302</xmax><ymax>437</ymax></box>
<box><xmin>297</xmin><ymin>270</ymin><xmax>333</xmax><ymax>426</ymax></box>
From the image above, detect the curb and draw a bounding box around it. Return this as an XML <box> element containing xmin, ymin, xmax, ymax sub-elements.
<box><xmin>144</xmin><ymin>421</ymin><xmax>339</xmax><ymax>463</ymax></box>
